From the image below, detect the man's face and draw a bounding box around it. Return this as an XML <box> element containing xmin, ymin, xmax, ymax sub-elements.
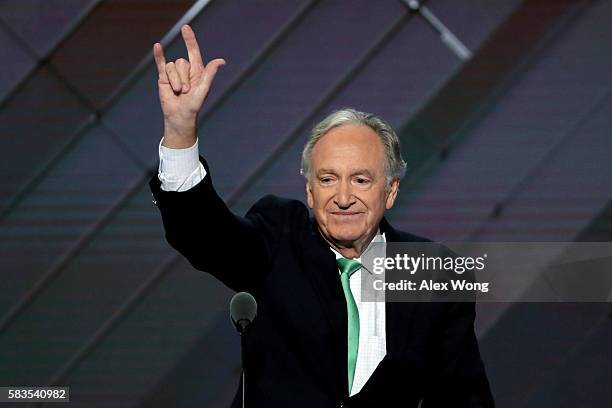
<box><xmin>306</xmin><ymin>124</ymin><xmax>399</xmax><ymax>255</ymax></box>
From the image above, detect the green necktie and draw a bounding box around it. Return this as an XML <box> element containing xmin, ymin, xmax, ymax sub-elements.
<box><xmin>336</xmin><ymin>258</ymin><xmax>362</xmax><ymax>394</ymax></box>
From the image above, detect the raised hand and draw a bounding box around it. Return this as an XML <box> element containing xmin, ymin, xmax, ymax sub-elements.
<box><xmin>153</xmin><ymin>25</ymin><xmax>225</xmax><ymax>148</ymax></box>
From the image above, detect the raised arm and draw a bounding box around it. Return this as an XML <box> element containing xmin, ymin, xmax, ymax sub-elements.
<box><xmin>150</xmin><ymin>27</ymin><xmax>283</xmax><ymax>292</ymax></box>
<box><xmin>153</xmin><ymin>25</ymin><xmax>225</xmax><ymax>149</ymax></box>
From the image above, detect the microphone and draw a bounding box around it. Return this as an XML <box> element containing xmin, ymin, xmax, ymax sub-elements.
<box><xmin>230</xmin><ymin>292</ymin><xmax>257</xmax><ymax>408</ymax></box>
<box><xmin>230</xmin><ymin>292</ymin><xmax>257</xmax><ymax>334</ymax></box>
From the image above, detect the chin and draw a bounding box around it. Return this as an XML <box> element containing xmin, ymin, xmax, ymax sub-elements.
<box><xmin>329</xmin><ymin>229</ymin><xmax>363</xmax><ymax>244</ymax></box>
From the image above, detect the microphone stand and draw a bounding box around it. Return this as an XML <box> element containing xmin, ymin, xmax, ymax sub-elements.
<box><xmin>237</xmin><ymin>319</ymin><xmax>249</xmax><ymax>408</ymax></box>
<box><xmin>241</xmin><ymin>333</ymin><xmax>245</xmax><ymax>408</ymax></box>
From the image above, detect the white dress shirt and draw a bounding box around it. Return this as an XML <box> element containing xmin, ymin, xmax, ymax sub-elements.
<box><xmin>329</xmin><ymin>236</ymin><xmax>387</xmax><ymax>396</ymax></box>
<box><xmin>157</xmin><ymin>137</ymin><xmax>387</xmax><ymax>396</ymax></box>
<box><xmin>158</xmin><ymin>138</ymin><xmax>207</xmax><ymax>192</ymax></box>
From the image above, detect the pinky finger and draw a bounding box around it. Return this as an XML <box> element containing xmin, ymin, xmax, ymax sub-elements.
<box><xmin>153</xmin><ymin>43</ymin><xmax>167</xmax><ymax>79</ymax></box>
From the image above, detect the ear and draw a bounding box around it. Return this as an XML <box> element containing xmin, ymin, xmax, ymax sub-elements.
<box><xmin>385</xmin><ymin>178</ymin><xmax>400</xmax><ymax>210</ymax></box>
<box><xmin>306</xmin><ymin>181</ymin><xmax>314</xmax><ymax>209</ymax></box>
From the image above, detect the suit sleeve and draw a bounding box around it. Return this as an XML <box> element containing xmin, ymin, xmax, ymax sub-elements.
<box><xmin>421</xmin><ymin>301</ymin><xmax>495</xmax><ymax>407</ymax></box>
<box><xmin>149</xmin><ymin>156</ymin><xmax>286</xmax><ymax>292</ymax></box>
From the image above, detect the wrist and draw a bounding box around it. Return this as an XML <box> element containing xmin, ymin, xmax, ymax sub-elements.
<box><xmin>162</xmin><ymin>116</ymin><xmax>197</xmax><ymax>148</ymax></box>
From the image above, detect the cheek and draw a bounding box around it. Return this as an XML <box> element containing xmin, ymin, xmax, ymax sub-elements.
<box><xmin>365</xmin><ymin>191</ymin><xmax>388</xmax><ymax>217</ymax></box>
<box><xmin>312</xmin><ymin>190</ymin><xmax>333</xmax><ymax>208</ymax></box>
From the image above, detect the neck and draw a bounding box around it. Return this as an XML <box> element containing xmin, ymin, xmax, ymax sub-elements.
<box><xmin>319</xmin><ymin>227</ymin><xmax>379</xmax><ymax>259</ymax></box>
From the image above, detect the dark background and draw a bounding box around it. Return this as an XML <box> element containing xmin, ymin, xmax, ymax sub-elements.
<box><xmin>0</xmin><ymin>0</ymin><xmax>610</xmax><ymax>406</ymax></box>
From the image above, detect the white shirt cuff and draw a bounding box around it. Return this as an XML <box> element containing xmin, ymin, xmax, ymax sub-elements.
<box><xmin>158</xmin><ymin>137</ymin><xmax>207</xmax><ymax>192</ymax></box>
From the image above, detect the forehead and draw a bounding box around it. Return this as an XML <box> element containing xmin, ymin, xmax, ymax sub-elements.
<box><xmin>311</xmin><ymin>124</ymin><xmax>385</xmax><ymax>170</ymax></box>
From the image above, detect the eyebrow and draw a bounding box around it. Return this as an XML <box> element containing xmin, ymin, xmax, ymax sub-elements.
<box><xmin>316</xmin><ymin>169</ymin><xmax>337</xmax><ymax>176</ymax></box>
<box><xmin>316</xmin><ymin>169</ymin><xmax>375</xmax><ymax>178</ymax></box>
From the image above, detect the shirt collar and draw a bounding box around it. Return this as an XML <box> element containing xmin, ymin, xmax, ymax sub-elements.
<box><xmin>329</xmin><ymin>231</ymin><xmax>386</xmax><ymax>275</ymax></box>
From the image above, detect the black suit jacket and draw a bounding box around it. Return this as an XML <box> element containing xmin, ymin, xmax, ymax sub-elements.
<box><xmin>149</xmin><ymin>157</ymin><xmax>494</xmax><ymax>407</ymax></box>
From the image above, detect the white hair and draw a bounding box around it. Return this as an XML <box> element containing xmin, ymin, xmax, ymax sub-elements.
<box><xmin>300</xmin><ymin>108</ymin><xmax>407</xmax><ymax>187</ymax></box>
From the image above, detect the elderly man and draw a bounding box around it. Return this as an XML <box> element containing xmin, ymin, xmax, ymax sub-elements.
<box><xmin>149</xmin><ymin>25</ymin><xmax>494</xmax><ymax>407</ymax></box>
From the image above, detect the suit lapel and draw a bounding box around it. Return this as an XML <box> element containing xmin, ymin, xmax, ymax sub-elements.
<box><xmin>300</xmin><ymin>220</ymin><xmax>348</xmax><ymax>394</ymax></box>
<box><xmin>380</xmin><ymin>217</ymin><xmax>418</xmax><ymax>355</ymax></box>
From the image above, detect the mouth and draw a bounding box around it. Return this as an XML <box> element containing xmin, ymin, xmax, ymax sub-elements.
<box><xmin>329</xmin><ymin>211</ymin><xmax>364</xmax><ymax>218</ymax></box>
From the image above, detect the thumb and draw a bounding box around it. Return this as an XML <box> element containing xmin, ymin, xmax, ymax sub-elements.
<box><xmin>205</xmin><ymin>58</ymin><xmax>226</xmax><ymax>80</ymax></box>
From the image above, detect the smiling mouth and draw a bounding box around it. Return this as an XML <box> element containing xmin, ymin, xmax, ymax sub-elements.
<box><xmin>330</xmin><ymin>212</ymin><xmax>364</xmax><ymax>217</ymax></box>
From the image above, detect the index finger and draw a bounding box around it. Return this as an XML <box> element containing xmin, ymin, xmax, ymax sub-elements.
<box><xmin>153</xmin><ymin>43</ymin><xmax>167</xmax><ymax>77</ymax></box>
<box><xmin>181</xmin><ymin>25</ymin><xmax>204</xmax><ymax>68</ymax></box>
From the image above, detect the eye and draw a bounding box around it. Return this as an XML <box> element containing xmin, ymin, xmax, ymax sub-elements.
<box><xmin>319</xmin><ymin>176</ymin><xmax>335</xmax><ymax>185</ymax></box>
<box><xmin>354</xmin><ymin>177</ymin><xmax>371</xmax><ymax>185</ymax></box>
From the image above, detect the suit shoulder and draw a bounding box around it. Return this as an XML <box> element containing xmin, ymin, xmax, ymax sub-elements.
<box><xmin>251</xmin><ymin>194</ymin><xmax>308</xmax><ymax>212</ymax></box>
<box><xmin>391</xmin><ymin>229</ymin><xmax>432</xmax><ymax>243</ymax></box>
<box><xmin>390</xmin><ymin>228</ymin><xmax>459</xmax><ymax>260</ymax></box>
<box><xmin>248</xmin><ymin>194</ymin><xmax>310</xmax><ymax>225</ymax></box>
<box><xmin>398</xmin><ymin>231</ymin><xmax>432</xmax><ymax>243</ymax></box>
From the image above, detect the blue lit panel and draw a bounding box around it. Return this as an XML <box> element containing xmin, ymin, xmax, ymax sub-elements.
<box><xmin>0</xmin><ymin>125</ymin><xmax>142</xmax><ymax>320</ymax></box>
<box><xmin>0</xmin><ymin>66</ymin><xmax>91</xmax><ymax>215</ymax></box>
<box><xmin>0</xmin><ymin>0</ymin><xmax>97</xmax><ymax>56</ymax></box>
<box><xmin>0</xmin><ymin>27</ymin><xmax>36</xmax><ymax>101</ymax></box>
<box><xmin>398</xmin><ymin>0</ymin><xmax>612</xmax><ymax>241</ymax></box>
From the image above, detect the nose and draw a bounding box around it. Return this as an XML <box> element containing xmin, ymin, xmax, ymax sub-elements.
<box><xmin>334</xmin><ymin>180</ymin><xmax>355</xmax><ymax>209</ymax></box>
